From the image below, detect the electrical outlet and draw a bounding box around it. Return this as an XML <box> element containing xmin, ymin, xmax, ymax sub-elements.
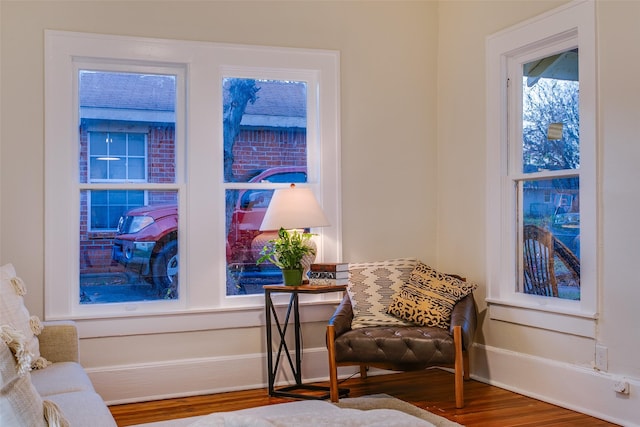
<box><xmin>613</xmin><ymin>380</ymin><xmax>630</xmax><ymax>395</ymax></box>
<box><xmin>595</xmin><ymin>344</ymin><xmax>608</xmax><ymax>371</ymax></box>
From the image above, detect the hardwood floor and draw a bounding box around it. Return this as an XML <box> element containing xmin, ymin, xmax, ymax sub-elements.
<box><xmin>109</xmin><ymin>369</ymin><xmax>619</xmax><ymax>426</ymax></box>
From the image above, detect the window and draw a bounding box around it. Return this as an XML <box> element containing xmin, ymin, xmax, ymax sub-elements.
<box><xmin>486</xmin><ymin>1</ymin><xmax>597</xmax><ymax>337</ymax></box>
<box><xmin>519</xmin><ymin>50</ymin><xmax>581</xmax><ymax>300</ymax></box>
<box><xmin>45</xmin><ymin>31</ymin><xmax>341</xmax><ymax>333</ymax></box>
<box><xmin>223</xmin><ymin>78</ymin><xmax>310</xmax><ymax>296</ymax></box>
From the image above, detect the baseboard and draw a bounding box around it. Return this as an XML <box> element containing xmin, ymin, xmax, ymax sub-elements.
<box><xmin>90</xmin><ymin>342</ymin><xmax>639</xmax><ymax>426</ymax></box>
<box><xmin>471</xmin><ymin>343</ymin><xmax>639</xmax><ymax>427</ymax></box>
<box><xmin>88</xmin><ymin>347</ymin><xmax>359</xmax><ymax>405</ymax></box>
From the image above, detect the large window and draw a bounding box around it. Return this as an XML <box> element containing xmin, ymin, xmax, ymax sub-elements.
<box><xmin>486</xmin><ymin>1</ymin><xmax>597</xmax><ymax>337</ymax></box>
<box><xmin>45</xmin><ymin>31</ymin><xmax>341</xmax><ymax>333</ymax></box>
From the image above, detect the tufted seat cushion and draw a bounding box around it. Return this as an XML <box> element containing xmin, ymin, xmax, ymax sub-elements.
<box><xmin>334</xmin><ymin>325</ymin><xmax>456</xmax><ymax>369</ymax></box>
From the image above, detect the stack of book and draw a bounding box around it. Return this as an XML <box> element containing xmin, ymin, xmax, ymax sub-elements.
<box><xmin>308</xmin><ymin>263</ymin><xmax>349</xmax><ymax>285</ymax></box>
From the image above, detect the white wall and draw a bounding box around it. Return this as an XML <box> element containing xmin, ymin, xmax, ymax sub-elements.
<box><xmin>2</xmin><ymin>1</ymin><xmax>639</xmax><ymax>425</ymax></box>
<box><xmin>436</xmin><ymin>1</ymin><xmax>640</xmax><ymax>425</ymax></box>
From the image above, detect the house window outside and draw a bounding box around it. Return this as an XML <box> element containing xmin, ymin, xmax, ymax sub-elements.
<box><xmin>89</xmin><ymin>132</ymin><xmax>147</xmax><ymax>182</ymax></box>
<box><xmin>485</xmin><ymin>1</ymin><xmax>597</xmax><ymax>337</ymax></box>
<box><xmin>88</xmin><ymin>131</ymin><xmax>148</xmax><ymax>233</ymax></box>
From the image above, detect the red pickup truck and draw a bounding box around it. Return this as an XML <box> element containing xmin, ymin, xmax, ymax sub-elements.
<box><xmin>111</xmin><ymin>167</ymin><xmax>306</xmax><ymax>293</ymax></box>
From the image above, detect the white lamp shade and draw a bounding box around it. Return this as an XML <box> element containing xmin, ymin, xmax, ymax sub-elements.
<box><xmin>259</xmin><ymin>184</ymin><xmax>330</xmax><ymax>231</ymax></box>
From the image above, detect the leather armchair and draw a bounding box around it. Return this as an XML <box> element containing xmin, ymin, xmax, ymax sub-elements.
<box><xmin>327</xmin><ymin>292</ymin><xmax>477</xmax><ymax>408</ymax></box>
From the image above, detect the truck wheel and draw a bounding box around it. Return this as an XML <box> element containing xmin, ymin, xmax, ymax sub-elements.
<box><xmin>152</xmin><ymin>240</ymin><xmax>178</xmax><ymax>294</ymax></box>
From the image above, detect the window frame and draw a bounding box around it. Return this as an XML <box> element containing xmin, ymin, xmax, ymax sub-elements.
<box><xmin>485</xmin><ymin>0</ymin><xmax>598</xmax><ymax>337</ymax></box>
<box><xmin>45</xmin><ymin>31</ymin><xmax>342</xmax><ymax>337</ymax></box>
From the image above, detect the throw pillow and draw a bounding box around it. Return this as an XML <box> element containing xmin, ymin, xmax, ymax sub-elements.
<box><xmin>0</xmin><ymin>329</ymin><xmax>47</xmax><ymax>427</ymax></box>
<box><xmin>387</xmin><ymin>262</ymin><xmax>477</xmax><ymax>329</ymax></box>
<box><xmin>0</xmin><ymin>263</ymin><xmax>50</xmax><ymax>369</ymax></box>
<box><xmin>347</xmin><ymin>258</ymin><xmax>418</xmax><ymax>329</ymax></box>
<box><xmin>0</xmin><ymin>326</ymin><xmax>69</xmax><ymax>427</ymax></box>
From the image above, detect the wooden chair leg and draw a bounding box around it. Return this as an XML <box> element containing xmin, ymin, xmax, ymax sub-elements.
<box><xmin>453</xmin><ymin>325</ymin><xmax>464</xmax><ymax>408</ymax></box>
<box><xmin>359</xmin><ymin>364</ymin><xmax>368</xmax><ymax>379</ymax></box>
<box><xmin>326</xmin><ymin>325</ymin><xmax>340</xmax><ymax>402</ymax></box>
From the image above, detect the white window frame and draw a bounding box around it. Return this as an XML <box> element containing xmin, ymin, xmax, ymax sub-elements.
<box><xmin>485</xmin><ymin>0</ymin><xmax>598</xmax><ymax>338</ymax></box>
<box><xmin>45</xmin><ymin>31</ymin><xmax>341</xmax><ymax>337</ymax></box>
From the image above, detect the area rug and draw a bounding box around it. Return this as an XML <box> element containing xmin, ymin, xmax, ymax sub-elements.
<box><xmin>335</xmin><ymin>394</ymin><xmax>463</xmax><ymax>427</ymax></box>
<box><xmin>131</xmin><ymin>394</ymin><xmax>464</xmax><ymax>427</ymax></box>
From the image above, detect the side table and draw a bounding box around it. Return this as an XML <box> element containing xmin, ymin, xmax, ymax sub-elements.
<box><xmin>264</xmin><ymin>284</ymin><xmax>350</xmax><ymax>400</ymax></box>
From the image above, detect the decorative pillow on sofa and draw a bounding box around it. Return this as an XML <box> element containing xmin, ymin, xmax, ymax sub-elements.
<box><xmin>0</xmin><ymin>326</ymin><xmax>69</xmax><ymax>427</ymax></box>
<box><xmin>387</xmin><ymin>262</ymin><xmax>477</xmax><ymax>329</ymax></box>
<box><xmin>0</xmin><ymin>263</ymin><xmax>50</xmax><ymax>369</ymax></box>
<box><xmin>347</xmin><ymin>258</ymin><xmax>418</xmax><ymax>329</ymax></box>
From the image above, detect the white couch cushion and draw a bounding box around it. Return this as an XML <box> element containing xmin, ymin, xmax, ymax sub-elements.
<box><xmin>45</xmin><ymin>390</ymin><xmax>117</xmax><ymax>427</ymax></box>
<box><xmin>31</xmin><ymin>361</ymin><xmax>96</xmax><ymax>397</ymax></box>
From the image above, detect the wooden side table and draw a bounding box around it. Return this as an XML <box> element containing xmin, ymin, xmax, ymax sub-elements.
<box><xmin>264</xmin><ymin>284</ymin><xmax>350</xmax><ymax>399</ymax></box>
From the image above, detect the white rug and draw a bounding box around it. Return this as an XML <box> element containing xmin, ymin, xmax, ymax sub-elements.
<box><xmin>131</xmin><ymin>394</ymin><xmax>464</xmax><ymax>427</ymax></box>
<box><xmin>335</xmin><ymin>394</ymin><xmax>463</xmax><ymax>427</ymax></box>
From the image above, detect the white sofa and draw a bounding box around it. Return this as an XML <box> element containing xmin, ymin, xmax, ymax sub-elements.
<box><xmin>31</xmin><ymin>320</ymin><xmax>117</xmax><ymax>426</ymax></box>
<box><xmin>0</xmin><ymin>320</ymin><xmax>117</xmax><ymax>427</ymax></box>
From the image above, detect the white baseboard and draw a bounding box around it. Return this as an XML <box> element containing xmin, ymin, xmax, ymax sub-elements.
<box><xmin>90</xmin><ymin>343</ymin><xmax>639</xmax><ymax>426</ymax></box>
<box><xmin>471</xmin><ymin>343</ymin><xmax>639</xmax><ymax>427</ymax></box>
<box><xmin>88</xmin><ymin>347</ymin><xmax>359</xmax><ymax>405</ymax></box>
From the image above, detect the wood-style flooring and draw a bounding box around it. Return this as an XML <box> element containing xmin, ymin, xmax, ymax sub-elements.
<box><xmin>109</xmin><ymin>369</ymin><xmax>619</xmax><ymax>426</ymax></box>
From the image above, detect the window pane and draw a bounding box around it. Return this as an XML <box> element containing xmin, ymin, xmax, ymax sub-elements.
<box><xmin>90</xmin><ymin>133</ymin><xmax>108</xmax><ymax>155</ymax></box>
<box><xmin>110</xmin><ymin>133</ymin><xmax>126</xmax><ymax>156</ymax></box>
<box><xmin>522</xmin><ymin>49</ymin><xmax>579</xmax><ymax>173</ymax></box>
<box><xmin>128</xmin><ymin>134</ymin><xmax>146</xmax><ymax>156</ymax></box>
<box><xmin>520</xmin><ymin>177</ymin><xmax>580</xmax><ymax>300</ymax></box>
<box><xmin>128</xmin><ymin>158</ymin><xmax>145</xmax><ymax>180</ymax></box>
<box><xmin>80</xmin><ymin>190</ymin><xmax>179</xmax><ymax>304</ymax></box>
<box><xmin>224</xmin><ymin>168</ymin><xmax>307</xmax><ymax>295</ymax></box>
<box><xmin>225</xmin><ymin>188</ymin><xmax>283</xmax><ymax>296</ymax></box>
<box><xmin>89</xmin><ymin>158</ymin><xmax>107</xmax><ymax>180</ymax></box>
<box><xmin>79</xmin><ymin>71</ymin><xmax>176</xmax><ymax>183</ymax></box>
<box><xmin>223</xmin><ymin>78</ymin><xmax>307</xmax><ymax>183</ymax></box>
<box><xmin>108</xmin><ymin>158</ymin><xmax>126</xmax><ymax>180</ymax></box>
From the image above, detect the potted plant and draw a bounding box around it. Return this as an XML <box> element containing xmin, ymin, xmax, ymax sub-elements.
<box><xmin>257</xmin><ymin>228</ymin><xmax>316</xmax><ymax>286</ymax></box>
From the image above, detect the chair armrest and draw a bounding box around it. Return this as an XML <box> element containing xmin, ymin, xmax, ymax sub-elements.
<box><xmin>328</xmin><ymin>294</ymin><xmax>353</xmax><ymax>337</ymax></box>
<box><xmin>38</xmin><ymin>321</ymin><xmax>79</xmax><ymax>363</ymax></box>
<box><xmin>449</xmin><ymin>293</ymin><xmax>477</xmax><ymax>351</ymax></box>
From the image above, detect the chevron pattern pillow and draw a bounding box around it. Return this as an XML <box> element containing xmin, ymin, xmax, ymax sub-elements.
<box><xmin>347</xmin><ymin>258</ymin><xmax>418</xmax><ymax>329</ymax></box>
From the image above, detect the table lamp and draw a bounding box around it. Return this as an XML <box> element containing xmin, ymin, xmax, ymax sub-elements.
<box><xmin>257</xmin><ymin>183</ymin><xmax>330</xmax><ymax>283</ymax></box>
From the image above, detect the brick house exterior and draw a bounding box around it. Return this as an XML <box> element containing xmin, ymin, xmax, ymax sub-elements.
<box><xmin>79</xmin><ymin>74</ymin><xmax>306</xmax><ymax>275</ymax></box>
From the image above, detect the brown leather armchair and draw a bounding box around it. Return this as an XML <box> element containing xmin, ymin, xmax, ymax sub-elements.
<box><xmin>326</xmin><ymin>292</ymin><xmax>477</xmax><ymax>408</ymax></box>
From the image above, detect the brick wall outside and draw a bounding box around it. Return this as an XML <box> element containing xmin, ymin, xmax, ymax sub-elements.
<box><xmin>80</xmin><ymin>125</ymin><xmax>306</xmax><ymax>274</ymax></box>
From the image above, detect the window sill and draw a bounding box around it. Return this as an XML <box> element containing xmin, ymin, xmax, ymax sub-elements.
<box><xmin>53</xmin><ymin>298</ymin><xmax>343</xmax><ymax>339</ymax></box>
<box><xmin>486</xmin><ymin>298</ymin><xmax>597</xmax><ymax>338</ymax></box>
